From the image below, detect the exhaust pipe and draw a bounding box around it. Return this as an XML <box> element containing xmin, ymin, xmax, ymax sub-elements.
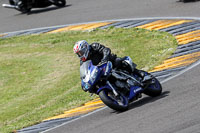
<box><xmin>2</xmin><ymin>4</ymin><xmax>18</xmax><ymax>9</ymax></box>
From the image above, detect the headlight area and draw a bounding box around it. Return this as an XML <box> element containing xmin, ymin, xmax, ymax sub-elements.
<box><xmin>82</xmin><ymin>82</ymin><xmax>91</xmax><ymax>91</ymax></box>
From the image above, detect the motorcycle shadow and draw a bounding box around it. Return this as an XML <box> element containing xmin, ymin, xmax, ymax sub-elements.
<box><xmin>23</xmin><ymin>4</ymin><xmax>71</xmax><ymax>15</ymax></box>
<box><xmin>177</xmin><ymin>0</ymin><xmax>200</xmax><ymax>3</ymax></box>
<box><xmin>111</xmin><ymin>91</ymin><xmax>170</xmax><ymax>113</ymax></box>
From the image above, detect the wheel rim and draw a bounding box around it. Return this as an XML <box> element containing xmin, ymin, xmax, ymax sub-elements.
<box><xmin>149</xmin><ymin>78</ymin><xmax>161</xmax><ymax>91</ymax></box>
<box><xmin>106</xmin><ymin>91</ymin><xmax>128</xmax><ymax>107</ymax></box>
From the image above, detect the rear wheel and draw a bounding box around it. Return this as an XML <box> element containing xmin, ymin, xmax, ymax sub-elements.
<box><xmin>99</xmin><ymin>89</ymin><xmax>129</xmax><ymax>111</ymax></box>
<box><xmin>143</xmin><ymin>77</ymin><xmax>162</xmax><ymax>97</ymax></box>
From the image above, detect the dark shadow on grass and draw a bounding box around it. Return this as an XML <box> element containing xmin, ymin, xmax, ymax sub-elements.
<box><xmin>110</xmin><ymin>91</ymin><xmax>170</xmax><ymax>114</ymax></box>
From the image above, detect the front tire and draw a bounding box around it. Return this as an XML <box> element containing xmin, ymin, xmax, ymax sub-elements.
<box><xmin>99</xmin><ymin>89</ymin><xmax>129</xmax><ymax>111</ymax></box>
<box><xmin>143</xmin><ymin>77</ymin><xmax>162</xmax><ymax>97</ymax></box>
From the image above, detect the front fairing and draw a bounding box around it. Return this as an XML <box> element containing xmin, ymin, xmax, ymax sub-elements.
<box><xmin>80</xmin><ymin>60</ymin><xmax>100</xmax><ymax>91</ymax></box>
<box><xmin>80</xmin><ymin>60</ymin><xmax>112</xmax><ymax>92</ymax></box>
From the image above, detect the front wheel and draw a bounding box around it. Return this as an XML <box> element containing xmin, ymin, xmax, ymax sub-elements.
<box><xmin>143</xmin><ymin>77</ymin><xmax>162</xmax><ymax>97</ymax></box>
<box><xmin>99</xmin><ymin>89</ymin><xmax>129</xmax><ymax>111</ymax></box>
<box><xmin>53</xmin><ymin>0</ymin><xmax>66</xmax><ymax>7</ymax></box>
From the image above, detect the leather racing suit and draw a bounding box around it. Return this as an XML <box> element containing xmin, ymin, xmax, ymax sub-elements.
<box><xmin>80</xmin><ymin>43</ymin><xmax>143</xmax><ymax>77</ymax></box>
<box><xmin>80</xmin><ymin>43</ymin><xmax>116</xmax><ymax>66</ymax></box>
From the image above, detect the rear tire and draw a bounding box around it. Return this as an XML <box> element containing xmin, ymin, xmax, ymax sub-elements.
<box><xmin>143</xmin><ymin>77</ymin><xmax>162</xmax><ymax>97</ymax></box>
<box><xmin>99</xmin><ymin>89</ymin><xmax>129</xmax><ymax>111</ymax></box>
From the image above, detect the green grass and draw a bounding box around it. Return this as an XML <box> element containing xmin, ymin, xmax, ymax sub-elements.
<box><xmin>0</xmin><ymin>27</ymin><xmax>178</xmax><ymax>133</ymax></box>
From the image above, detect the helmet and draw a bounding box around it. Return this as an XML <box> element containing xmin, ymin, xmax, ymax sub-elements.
<box><xmin>73</xmin><ymin>40</ymin><xmax>90</xmax><ymax>61</ymax></box>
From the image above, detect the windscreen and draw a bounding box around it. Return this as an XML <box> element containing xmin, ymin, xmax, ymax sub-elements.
<box><xmin>80</xmin><ymin>60</ymin><xmax>91</xmax><ymax>79</ymax></box>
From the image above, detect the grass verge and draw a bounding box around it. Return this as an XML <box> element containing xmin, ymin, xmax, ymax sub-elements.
<box><xmin>0</xmin><ymin>27</ymin><xmax>177</xmax><ymax>132</ymax></box>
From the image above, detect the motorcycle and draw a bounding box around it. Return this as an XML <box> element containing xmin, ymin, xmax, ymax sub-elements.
<box><xmin>2</xmin><ymin>0</ymin><xmax>66</xmax><ymax>13</ymax></box>
<box><xmin>80</xmin><ymin>56</ymin><xmax>162</xmax><ymax>111</ymax></box>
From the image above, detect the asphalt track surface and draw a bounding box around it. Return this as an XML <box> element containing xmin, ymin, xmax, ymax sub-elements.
<box><xmin>1</xmin><ymin>0</ymin><xmax>200</xmax><ymax>133</ymax></box>
<box><xmin>1</xmin><ymin>0</ymin><xmax>200</xmax><ymax>33</ymax></box>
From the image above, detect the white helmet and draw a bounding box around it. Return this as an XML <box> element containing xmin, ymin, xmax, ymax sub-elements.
<box><xmin>73</xmin><ymin>40</ymin><xmax>90</xmax><ymax>61</ymax></box>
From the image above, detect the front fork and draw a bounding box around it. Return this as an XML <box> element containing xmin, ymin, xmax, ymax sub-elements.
<box><xmin>97</xmin><ymin>81</ymin><xmax>119</xmax><ymax>97</ymax></box>
<box><xmin>106</xmin><ymin>81</ymin><xmax>119</xmax><ymax>96</ymax></box>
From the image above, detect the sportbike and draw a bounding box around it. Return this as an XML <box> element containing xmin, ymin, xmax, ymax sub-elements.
<box><xmin>2</xmin><ymin>0</ymin><xmax>66</xmax><ymax>13</ymax></box>
<box><xmin>80</xmin><ymin>57</ymin><xmax>162</xmax><ymax>111</ymax></box>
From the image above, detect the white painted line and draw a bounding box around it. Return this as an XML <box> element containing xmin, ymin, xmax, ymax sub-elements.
<box><xmin>161</xmin><ymin>59</ymin><xmax>200</xmax><ymax>84</ymax></box>
<box><xmin>41</xmin><ymin>106</ymin><xmax>107</xmax><ymax>133</ymax></box>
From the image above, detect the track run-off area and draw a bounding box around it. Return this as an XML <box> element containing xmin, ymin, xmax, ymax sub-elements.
<box><xmin>2</xmin><ymin>18</ymin><xmax>197</xmax><ymax>133</ymax></box>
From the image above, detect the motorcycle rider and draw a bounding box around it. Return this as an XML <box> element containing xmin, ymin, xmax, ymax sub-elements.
<box><xmin>73</xmin><ymin>40</ymin><xmax>146</xmax><ymax>81</ymax></box>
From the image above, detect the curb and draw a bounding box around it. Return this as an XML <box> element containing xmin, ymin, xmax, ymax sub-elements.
<box><xmin>2</xmin><ymin>18</ymin><xmax>199</xmax><ymax>133</ymax></box>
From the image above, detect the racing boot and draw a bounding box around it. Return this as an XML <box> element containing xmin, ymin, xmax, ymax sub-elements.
<box><xmin>134</xmin><ymin>69</ymin><xmax>152</xmax><ymax>82</ymax></box>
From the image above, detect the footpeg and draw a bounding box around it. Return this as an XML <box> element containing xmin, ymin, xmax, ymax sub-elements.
<box><xmin>142</xmin><ymin>75</ymin><xmax>152</xmax><ymax>82</ymax></box>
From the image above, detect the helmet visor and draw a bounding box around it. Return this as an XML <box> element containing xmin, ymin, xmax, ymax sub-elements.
<box><xmin>77</xmin><ymin>47</ymin><xmax>87</xmax><ymax>57</ymax></box>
